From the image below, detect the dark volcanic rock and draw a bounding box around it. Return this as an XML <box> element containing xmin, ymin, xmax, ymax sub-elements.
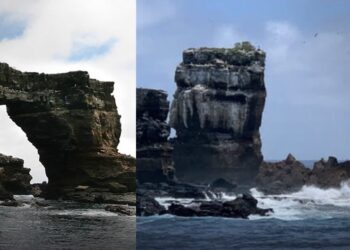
<box><xmin>169</xmin><ymin>42</ymin><xmax>266</xmax><ymax>185</ymax></box>
<box><xmin>104</xmin><ymin>204</ymin><xmax>136</xmax><ymax>216</ymax></box>
<box><xmin>167</xmin><ymin>193</ymin><xmax>272</xmax><ymax>219</ymax></box>
<box><xmin>0</xmin><ymin>184</ymin><xmax>13</xmax><ymax>200</ymax></box>
<box><xmin>136</xmin><ymin>194</ymin><xmax>166</xmax><ymax>216</ymax></box>
<box><xmin>209</xmin><ymin>178</ymin><xmax>237</xmax><ymax>193</ymax></box>
<box><xmin>137</xmin><ymin>181</ymin><xmax>207</xmax><ymax>200</ymax></box>
<box><xmin>0</xmin><ymin>199</ymin><xmax>21</xmax><ymax>207</ymax></box>
<box><xmin>0</xmin><ymin>153</ymin><xmax>32</xmax><ymax>199</ymax></box>
<box><xmin>137</xmin><ymin>88</ymin><xmax>174</xmax><ymax>183</ymax></box>
<box><xmin>0</xmin><ymin>63</ymin><xmax>135</xmax><ymax>203</ymax></box>
<box><xmin>31</xmin><ymin>182</ymin><xmax>48</xmax><ymax>197</ymax></box>
<box><xmin>256</xmin><ymin>155</ymin><xmax>350</xmax><ymax>194</ymax></box>
<box><xmin>308</xmin><ymin>157</ymin><xmax>350</xmax><ymax>188</ymax></box>
<box><xmin>256</xmin><ymin>154</ymin><xmax>311</xmax><ymax>194</ymax></box>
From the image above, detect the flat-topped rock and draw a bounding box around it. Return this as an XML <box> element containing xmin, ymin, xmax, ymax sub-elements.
<box><xmin>169</xmin><ymin>42</ymin><xmax>266</xmax><ymax>185</ymax></box>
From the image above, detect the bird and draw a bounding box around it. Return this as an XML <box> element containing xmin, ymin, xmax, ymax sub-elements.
<box><xmin>314</xmin><ymin>33</ymin><xmax>318</xmax><ymax>37</ymax></box>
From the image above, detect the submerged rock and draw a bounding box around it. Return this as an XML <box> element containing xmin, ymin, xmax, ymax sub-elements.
<box><xmin>0</xmin><ymin>63</ymin><xmax>135</xmax><ymax>203</ymax></box>
<box><xmin>0</xmin><ymin>199</ymin><xmax>21</xmax><ymax>207</ymax></box>
<box><xmin>137</xmin><ymin>88</ymin><xmax>175</xmax><ymax>183</ymax></box>
<box><xmin>0</xmin><ymin>153</ymin><xmax>32</xmax><ymax>199</ymax></box>
<box><xmin>169</xmin><ymin>42</ymin><xmax>266</xmax><ymax>185</ymax></box>
<box><xmin>104</xmin><ymin>204</ymin><xmax>136</xmax><ymax>216</ymax></box>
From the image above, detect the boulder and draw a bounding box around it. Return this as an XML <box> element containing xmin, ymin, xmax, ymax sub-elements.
<box><xmin>31</xmin><ymin>182</ymin><xmax>47</xmax><ymax>197</ymax></box>
<box><xmin>136</xmin><ymin>194</ymin><xmax>166</xmax><ymax>216</ymax></box>
<box><xmin>166</xmin><ymin>193</ymin><xmax>272</xmax><ymax>219</ymax></box>
<box><xmin>105</xmin><ymin>205</ymin><xmax>136</xmax><ymax>216</ymax></box>
<box><xmin>0</xmin><ymin>199</ymin><xmax>20</xmax><ymax>207</ymax></box>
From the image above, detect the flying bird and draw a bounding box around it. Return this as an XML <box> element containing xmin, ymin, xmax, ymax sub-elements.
<box><xmin>314</xmin><ymin>33</ymin><xmax>318</xmax><ymax>37</ymax></box>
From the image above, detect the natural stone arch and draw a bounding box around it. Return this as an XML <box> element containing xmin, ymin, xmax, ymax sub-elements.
<box><xmin>0</xmin><ymin>63</ymin><xmax>135</xmax><ymax>200</ymax></box>
<box><xmin>0</xmin><ymin>105</ymin><xmax>46</xmax><ymax>183</ymax></box>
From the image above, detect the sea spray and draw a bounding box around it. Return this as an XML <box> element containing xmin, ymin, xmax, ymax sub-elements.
<box><xmin>154</xmin><ymin>181</ymin><xmax>350</xmax><ymax>220</ymax></box>
<box><xmin>249</xmin><ymin>181</ymin><xmax>350</xmax><ymax>220</ymax></box>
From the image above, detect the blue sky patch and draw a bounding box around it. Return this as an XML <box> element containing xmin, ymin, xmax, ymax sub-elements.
<box><xmin>68</xmin><ymin>38</ymin><xmax>117</xmax><ymax>62</ymax></box>
<box><xmin>0</xmin><ymin>13</ymin><xmax>26</xmax><ymax>40</ymax></box>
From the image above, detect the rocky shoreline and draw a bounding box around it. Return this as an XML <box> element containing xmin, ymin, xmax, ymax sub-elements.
<box><xmin>136</xmin><ymin>43</ymin><xmax>350</xmax><ymax>219</ymax></box>
<box><xmin>0</xmin><ymin>152</ymin><xmax>135</xmax><ymax>215</ymax></box>
<box><xmin>257</xmin><ymin>154</ymin><xmax>350</xmax><ymax>195</ymax></box>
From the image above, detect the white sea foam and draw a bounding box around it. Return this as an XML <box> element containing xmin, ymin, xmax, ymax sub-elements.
<box><xmin>155</xmin><ymin>197</ymin><xmax>195</xmax><ymax>209</ymax></box>
<box><xmin>155</xmin><ymin>181</ymin><xmax>350</xmax><ymax>220</ymax></box>
<box><xmin>55</xmin><ymin>209</ymin><xmax>119</xmax><ymax>217</ymax></box>
<box><xmin>13</xmin><ymin>195</ymin><xmax>35</xmax><ymax>203</ymax></box>
<box><xmin>248</xmin><ymin>181</ymin><xmax>350</xmax><ymax>220</ymax></box>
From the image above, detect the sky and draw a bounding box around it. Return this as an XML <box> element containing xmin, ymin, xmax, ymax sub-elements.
<box><xmin>137</xmin><ymin>0</ymin><xmax>350</xmax><ymax>161</ymax></box>
<box><xmin>0</xmin><ymin>0</ymin><xmax>135</xmax><ymax>182</ymax></box>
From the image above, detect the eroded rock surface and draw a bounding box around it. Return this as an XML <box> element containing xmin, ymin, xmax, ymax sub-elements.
<box><xmin>0</xmin><ymin>63</ymin><xmax>135</xmax><ymax>202</ymax></box>
<box><xmin>256</xmin><ymin>154</ymin><xmax>311</xmax><ymax>194</ymax></box>
<box><xmin>308</xmin><ymin>157</ymin><xmax>350</xmax><ymax>188</ymax></box>
<box><xmin>169</xmin><ymin>42</ymin><xmax>266</xmax><ymax>184</ymax></box>
<box><xmin>256</xmin><ymin>154</ymin><xmax>350</xmax><ymax>194</ymax></box>
<box><xmin>0</xmin><ymin>153</ymin><xmax>32</xmax><ymax>200</ymax></box>
<box><xmin>137</xmin><ymin>193</ymin><xmax>273</xmax><ymax>219</ymax></box>
<box><xmin>137</xmin><ymin>88</ymin><xmax>174</xmax><ymax>183</ymax></box>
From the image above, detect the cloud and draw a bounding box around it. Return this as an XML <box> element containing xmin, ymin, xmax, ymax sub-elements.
<box><xmin>0</xmin><ymin>0</ymin><xmax>135</xmax><ymax>182</ymax></box>
<box><xmin>262</xmin><ymin>21</ymin><xmax>350</xmax><ymax>108</ymax></box>
<box><xmin>68</xmin><ymin>38</ymin><xmax>117</xmax><ymax>62</ymax></box>
<box><xmin>212</xmin><ymin>26</ymin><xmax>247</xmax><ymax>47</ymax></box>
<box><xmin>137</xmin><ymin>0</ymin><xmax>176</xmax><ymax>29</ymax></box>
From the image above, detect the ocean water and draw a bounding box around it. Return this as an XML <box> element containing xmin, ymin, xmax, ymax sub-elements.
<box><xmin>0</xmin><ymin>196</ymin><xmax>135</xmax><ymax>250</ymax></box>
<box><xmin>137</xmin><ymin>182</ymin><xmax>350</xmax><ymax>250</ymax></box>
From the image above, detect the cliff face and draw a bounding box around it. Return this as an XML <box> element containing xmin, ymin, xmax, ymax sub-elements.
<box><xmin>0</xmin><ymin>63</ymin><xmax>135</xmax><ymax>202</ymax></box>
<box><xmin>169</xmin><ymin>42</ymin><xmax>266</xmax><ymax>184</ymax></box>
<box><xmin>0</xmin><ymin>153</ymin><xmax>32</xmax><ymax>200</ymax></box>
<box><xmin>137</xmin><ymin>88</ymin><xmax>174</xmax><ymax>183</ymax></box>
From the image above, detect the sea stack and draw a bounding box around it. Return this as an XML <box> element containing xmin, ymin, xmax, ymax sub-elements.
<box><xmin>169</xmin><ymin>42</ymin><xmax>266</xmax><ymax>185</ymax></box>
<box><xmin>0</xmin><ymin>63</ymin><xmax>135</xmax><ymax>202</ymax></box>
<box><xmin>0</xmin><ymin>153</ymin><xmax>32</xmax><ymax>200</ymax></box>
<box><xmin>137</xmin><ymin>88</ymin><xmax>174</xmax><ymax>183</ymax></box>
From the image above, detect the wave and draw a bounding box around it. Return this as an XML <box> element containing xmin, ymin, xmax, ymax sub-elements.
<box><xmin>155</xmin><ymin>181</ymin><xmax>350</xmax><ymax>221</ymax></box>
<box><xmin>249</xmin><ymin>181</ymin><xmax>350</xmax><ymax>220</ymax></box>
<box><xmin>54</xmin><ymin>209</ymin><xmax>120</xmax><ymax>217</ymax></box>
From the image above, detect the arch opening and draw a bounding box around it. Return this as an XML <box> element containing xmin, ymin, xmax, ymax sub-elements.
<box><xmin>0</xmin><ymin>106</ymin><xmax>47</xmax><ymax>183</ymax></box>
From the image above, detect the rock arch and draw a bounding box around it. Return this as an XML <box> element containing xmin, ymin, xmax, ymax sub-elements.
<box><xmin>0</xmin><ymin>63</ymin><xmax>135</xmax><ymax>200</ymax></box>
